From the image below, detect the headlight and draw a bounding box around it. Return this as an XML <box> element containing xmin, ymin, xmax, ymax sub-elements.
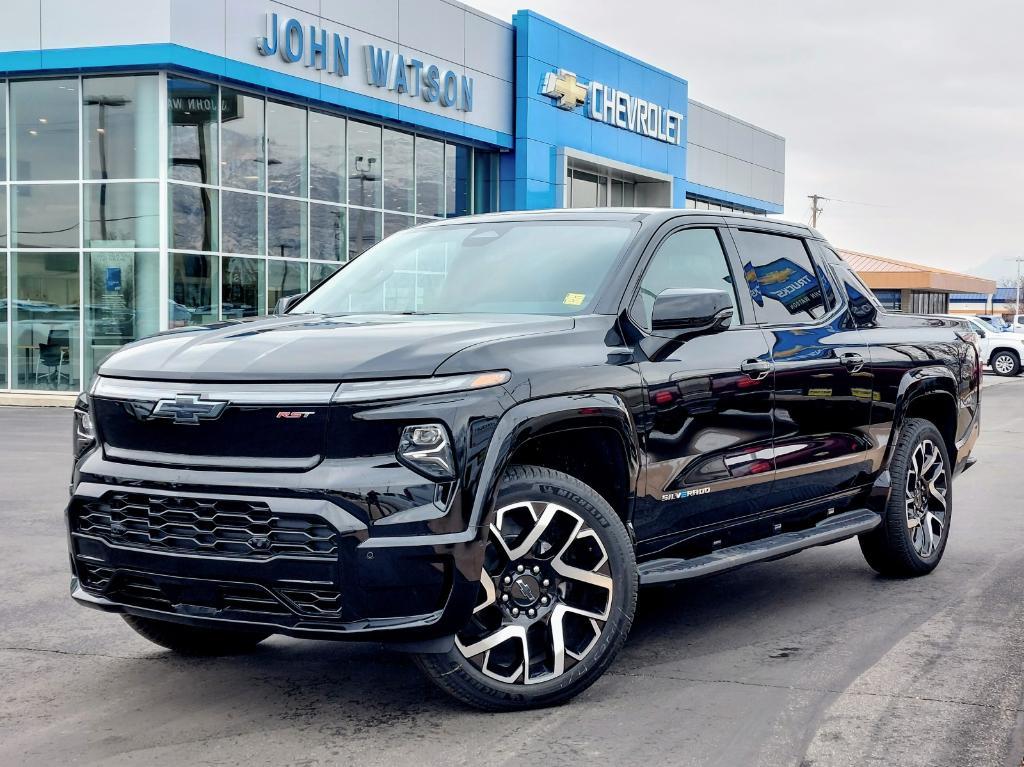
<box><xmin>72</xmin><ymin>393</ymin><xmax>96</xmax><ymax>458</ymax></box>
<box><xmin>397</xmin><ymin>423</ymin><xmax>455</xmax><ymax>480</ymax></box>
<box><xmin>332</xmin><ymin>371</ymin><xmax>510</xmax><ymax>403</ymax></box>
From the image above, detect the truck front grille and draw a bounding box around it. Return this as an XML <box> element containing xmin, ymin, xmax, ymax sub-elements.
<box><xmin>71</xmin><ymin>492</ymin><xmax>339</xmax><ymax>559</ymax></box>
<box><xmin>76</xmin><ymin>565</ymin><xmax>343</xmax><ymax>621</ymax></box>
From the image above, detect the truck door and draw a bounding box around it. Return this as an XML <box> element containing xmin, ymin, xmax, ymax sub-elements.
<box><xmin>630</xmin><ymin>223</ymin><xmax>777</xmax><ymax>550</ymax></box>
<box><xmin>729</xmin><ymin>228</ymin><xmax>876</xmax><ymax>515</ymax></box>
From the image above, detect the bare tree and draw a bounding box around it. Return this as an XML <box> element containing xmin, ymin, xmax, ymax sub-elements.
<box><xmin>997</xmin><ymin>274</ymin><xmax>1024</xmax><ymax>318</ymax></box>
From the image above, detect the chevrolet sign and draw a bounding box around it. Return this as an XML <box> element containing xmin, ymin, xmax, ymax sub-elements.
<box><xmin>541</xmin><ymin>68</ymin><xmax>684</xmax><ymax>146</ymax></box>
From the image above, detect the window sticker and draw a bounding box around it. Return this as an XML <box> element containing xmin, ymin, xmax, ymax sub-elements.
<box><xmin>563</xmin><ymin>292</ymin><xmax>586</xmax><ymax>306</ymax></box>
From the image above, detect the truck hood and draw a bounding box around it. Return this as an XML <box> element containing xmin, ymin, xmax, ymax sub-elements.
<box><xmin>98</xmin><ymin>313</ymin><xmax>574</xmax><ymax>382</ymax></box>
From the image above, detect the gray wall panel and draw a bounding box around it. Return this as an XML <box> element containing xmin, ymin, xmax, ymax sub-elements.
<box><xmin>0</xmin><ymin>0</ymin><xmax>41</xmax><ymax>53</ymax></box>
<box><xmin>399</xmin><ymin>0</ymin><xmax>464</xmax><ymax>63</ymax></box>
<box><xmin>465</xmin><ymin>69</ymin><xmax>513</xmax><ymax>131</ymax></box>
<box><xmin>686</xmin><ymin>98</ymin><xmax>785</xmax><ymax>205</ymax></box>
<box><xmin>321</xmin><ymin>0</ymin><xmax>399</xmax><ymax>38</ymax></box>
<box><xmin>170</xmin><ymin>0</ymin><xmax>226</xmax><ymax>59</ymax></box>
<box><xmin>276</xmin><ymin>0</ymin><xmax>319</xmax><ymax>14</ymax></box>
<box><xmin>42</xmin><ymin>0</ymin><xmax>170</xmax><ymax>47</ymax></box>
<box><xmin>465</xmin><ymin>12</ymin><xmax>513</xmax><ymax>83</ymax></box>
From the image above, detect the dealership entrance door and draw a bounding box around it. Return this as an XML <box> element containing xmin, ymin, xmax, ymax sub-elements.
<box><xmin>565</xmin><ymin>155</ymin><xmax>672</xmax><ymax>208</ymax></box>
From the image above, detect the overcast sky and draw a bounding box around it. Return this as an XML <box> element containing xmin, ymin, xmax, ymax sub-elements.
<box><xmin>471</xmin><ymin>0</ymin><xmax>1024</xmax><ymax>281</ymax></box>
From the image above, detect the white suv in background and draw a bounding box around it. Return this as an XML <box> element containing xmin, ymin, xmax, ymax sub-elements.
<box><xmin>952</xmin><ymin>315</ymin><xmax>1024</xmax><ymax>376</ymax></box>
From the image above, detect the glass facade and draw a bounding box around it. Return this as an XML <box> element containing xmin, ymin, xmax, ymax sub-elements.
<box><xmin>685</xmin><ymin>194</ymin><xmax>767</xmax><ymax>216</ymax></box>
<box><xmin>0</xmin><ymin>73</ymin><xmax>500</xmax><ymax>393</ymax></box>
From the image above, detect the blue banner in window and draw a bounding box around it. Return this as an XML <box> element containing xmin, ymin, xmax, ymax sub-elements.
<box><xmin>744</xmin><ymin>258</ymin><xmax>824</xmax><ymax>315</ymax></box>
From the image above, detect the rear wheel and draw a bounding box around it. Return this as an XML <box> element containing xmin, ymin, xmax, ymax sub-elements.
<box><xmin>414</xmin><ymin>464</ymin><xmax>637</xmax><ymax>711</ymax></box>
<box><xmin>991</xmin><ymin>349</ymin><xmax>1021</xmax><ymax>376</ymax></box>
<box><xmin>122</xmin><ymin>614</ymin><xmax>271</xmax><ymax>655</ymax></box>
<box><xmin>859</xmin><ymin>418</ymin><xmax>952</xmax><ymax>577</ymax></box>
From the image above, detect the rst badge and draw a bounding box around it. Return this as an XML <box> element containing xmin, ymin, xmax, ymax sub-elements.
<box><xmin>276</xmin><ymin>411</ymin><xmax>315</xmax><ymax>419</ymax></box>
<box><xmin>149</xmin><ymin>394</ymin><xmax>228</xmax><ymax>425</ymax></box>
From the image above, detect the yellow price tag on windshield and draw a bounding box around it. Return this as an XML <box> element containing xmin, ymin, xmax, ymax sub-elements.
<box><xmin>564</xmin><ymin>292</ymin><xmax>586</xmax><ymax>306</ymax></box>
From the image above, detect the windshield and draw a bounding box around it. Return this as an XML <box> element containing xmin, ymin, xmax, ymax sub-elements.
<box><xmin>986</xmin><ymin>316</ymin><xmax>1010</xmax><ymax>331</ymax></box>
<box><xmin>294</xmin><ymin>220</ymin><xmax>638</xmax><ymax>316</ymax></box>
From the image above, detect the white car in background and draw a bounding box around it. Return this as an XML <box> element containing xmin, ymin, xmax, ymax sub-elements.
<box><xmin>950</xmin><ymin>315</ymin><xmax>1024</xmax><ymax>376</ymax></box>
<box><xmin>975</xmin><ymin>314</ymin><xmax>1024</xmax><ymax>335</ymax></box>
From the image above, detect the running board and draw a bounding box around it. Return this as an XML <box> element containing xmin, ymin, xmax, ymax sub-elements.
<box><xmin>638</xmin><ymin>509</ymin><xmax>881</xmax><ymax>585</ymax></box>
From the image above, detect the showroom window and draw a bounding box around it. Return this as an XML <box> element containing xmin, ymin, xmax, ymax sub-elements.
<box><xmin>83</xmin><ymin>75</ymin><xmax>159</xmax><ymax>180</ymax></box>
<box><xmin>165</xmin><ymin>75</ymin><xmax>486</xmax><ymax>316</ymax></box>
<box><xmin>0</xmin><ymin>73</ymin><xmax>496</xmax><ymax>393</ymax></box>
<box><xmin>309</xmin><ymin>109</ymin><xmax>345</xmax><ymax>203</ymax></box>
<box><xmin>12</xmin><ymin>251</ymin><xmax>81</xmax><ymax>391</ymax></box>
<box><xmin>267</xmin><ymin>100</ymin><xmax>307</xmax><ymax>197</ymax></box>
<box><xmin>168</xmin><ymin>77</ymin><xmax>218</xmax><ymax>185</ymax></box>
<box><xmin>3</xmin><ymin>75</ymin><xmax>163</xmax><ymax>392</ymax></box>
<box><xmin>10</xmin><ymin>78</ymin><xmax>79</xmax><ymax>181</ymax></box>
<box><xmin>1</xmin><ymin>82</ymin><xmax>6</xmax><ymax>388</ymax></box>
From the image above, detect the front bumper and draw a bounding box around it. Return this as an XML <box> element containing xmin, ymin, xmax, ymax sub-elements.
<box><xmin>67</xmin><ymin>477</ymin><xmax>484</xmax><ymax>643</ymax></box>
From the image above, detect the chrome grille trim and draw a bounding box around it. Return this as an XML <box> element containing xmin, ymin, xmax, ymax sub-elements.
<box><xmin>93</xmin><ymin>377</ymin><xmax>339</xmax><ymax>405</ymax></box>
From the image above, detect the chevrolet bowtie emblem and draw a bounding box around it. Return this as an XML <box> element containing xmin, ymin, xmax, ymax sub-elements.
<box><xmin>149</xmin><ymin>394</ymin><xmax>228</xmax><ymax>425</ymax></box>
<box><xmin>541</xmin><ymin>68</ymin><xmax>587</xmax><ymax>110</ymax></box>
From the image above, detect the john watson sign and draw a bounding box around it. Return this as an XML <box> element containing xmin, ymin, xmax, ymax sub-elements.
<box><xmin>256</xmin><ymin>12</ymin><xmax>474</xmax><ymax>113</ymax></box>
<box><xmin>541</xmin><ymin>68</ymin><xmax>683</xmax><ymax>146</ymax></box>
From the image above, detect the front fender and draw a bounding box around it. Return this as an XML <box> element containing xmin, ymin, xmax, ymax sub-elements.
<box><xmin>468</xmin><ymin>393</ymin><xmax>642</xmax><ymax>532</ymax></box>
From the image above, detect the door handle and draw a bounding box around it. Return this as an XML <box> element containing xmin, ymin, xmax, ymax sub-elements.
<box><xmin>740</xmin><ymin>359</ymin><xmax>772</xmax><ymax>381</ymax></box>
<box><xmin>840</xmin><ymin>352</ymin><xmax>865</xmax><ymax>372</ymax></box>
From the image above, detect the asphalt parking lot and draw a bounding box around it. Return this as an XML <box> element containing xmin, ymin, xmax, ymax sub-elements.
<box><xmin>2</xmin><ymin>375</ymin><xmax>1023</xmax><ymax>766</ymax></box>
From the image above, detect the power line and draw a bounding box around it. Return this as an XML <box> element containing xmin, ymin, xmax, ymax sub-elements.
<box><xmin>807</xmin><ymin>193</ymin><xmax>890</xmax><ymax>227</ymax></box>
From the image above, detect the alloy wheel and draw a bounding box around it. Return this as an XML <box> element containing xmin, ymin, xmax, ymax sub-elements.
<box><xmin>904</xmin><ymin>438</ymin><xmax>948</xmax><ymax>558</ymax></box>
<box><xmin>455</xmin><ymin>500</ymin><xmax>614</xmax><ymax>685</ymax></box>
<box><xmin>994</xmin><ymin>354</ymin><xmax>1015</xmax><ymax>375</ymax></box>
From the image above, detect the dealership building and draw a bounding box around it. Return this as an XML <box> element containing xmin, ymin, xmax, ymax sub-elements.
<box><xmin>0</xmin><ymin>0</ymin><xmax>786</xmax><ymax>396</ymax></box>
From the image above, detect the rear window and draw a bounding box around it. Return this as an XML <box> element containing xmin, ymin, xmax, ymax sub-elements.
<box><xmin>734</xmin><ymin>231</ymin><xmax>831</xmax><ymax>324</ymax></box>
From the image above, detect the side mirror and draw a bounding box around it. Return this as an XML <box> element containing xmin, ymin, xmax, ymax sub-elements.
<box><xmin>274</xmin><ymin>292</ymin><xmax>307</xmax><ymax>315</ymax></box>
<box><xmin>978</xmin><ymin>329</ymin><xmax>987</xmax><ymax>338</ymax></box>
<box><xmin>650</xmin><ymin>288</ymin><xmax>734</xmax><ymax>339</ymax></box>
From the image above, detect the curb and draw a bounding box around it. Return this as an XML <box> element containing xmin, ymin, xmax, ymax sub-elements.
<box><xmin>0</xmin><ymin>393</ymin><xmax>77</xmax><ymax>407</ymax></box>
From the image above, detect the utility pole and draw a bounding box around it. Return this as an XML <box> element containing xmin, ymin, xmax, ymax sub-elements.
<box><xmin>1014</xmin><ymin>256</ymin><xmax>1024</xmax><ymax>323</ymax></box>
<box><xmin>808</xmin><ymin>194</ymin><xmax>825</xmax><ymax>228</ymax></box>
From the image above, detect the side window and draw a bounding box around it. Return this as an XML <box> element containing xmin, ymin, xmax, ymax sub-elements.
<box><xmin>735</xmin><ymin>230</ymin><xmax>830</xmax><ymax>324</ymax></box>
<box><xmin>818</xmin><ymin>243</ymin><xmax>881</xmax><ymax>324</ymax></box>
<box><xmin>633</xmin><ymin>228</ymin><xmax>738</xmax><ymax>331</ymax></box>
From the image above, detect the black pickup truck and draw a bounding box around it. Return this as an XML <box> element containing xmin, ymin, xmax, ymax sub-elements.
<box><xmin>66</xmin><ymin>209</ymin><xmax>981</xmax><ymax>711</ymax></box>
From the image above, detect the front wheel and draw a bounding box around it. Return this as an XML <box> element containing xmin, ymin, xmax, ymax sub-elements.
<box><xmin>991</xmin><ymin>350</ymin><xmax>1021</xmax><ymax>377</ymax></box>
<box><xmin>859</xmin><ymin>418</ymin><xmax>952</xmax><ymax>577</ymax></box>
<box><xmin>414</xmin><ymin>464</ymin><xmax>638</xmax><ymax>711</ymax></box>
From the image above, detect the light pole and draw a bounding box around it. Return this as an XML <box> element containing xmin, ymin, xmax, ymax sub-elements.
<box><xmin>83</xmin><ymin>95</ymin><xmax>130</xmax><ymax>241</ymax></box>
<box><xmin>350</xmin><ymin>155</ymin><xmax>378</xmax><ymax>258</ymax></box>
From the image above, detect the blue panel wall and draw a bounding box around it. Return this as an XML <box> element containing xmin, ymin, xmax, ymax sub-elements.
<box><xmin>512</xmin><ymin>11</ymin><xmax>688</xmax><ymax>210</ymax></box>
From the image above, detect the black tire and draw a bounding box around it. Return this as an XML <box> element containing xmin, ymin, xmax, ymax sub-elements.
<box><xmin>990</xmin><ymin>349</ymin><xmax>1021</xmax><ymax>377</ymax></box>
<box><xmin>414</xmin><ymin>464</ymin><xmax>638</xmax><ymax>711</ymax></box>
<box><xmin>122</xmin><ymin>614</ymin><xmax>271</xmax><ymax>656</ymax></box>
<box><xmin>859</xmin><ymin>418</ymin><xmax>952</xmax><ymax>577</ymax></box>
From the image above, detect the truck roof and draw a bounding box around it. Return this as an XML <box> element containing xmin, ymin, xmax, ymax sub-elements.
<box><xmin>421</xmin><ymin>207</ymin><xmax>824</xmax><ymax>239</ymax></box>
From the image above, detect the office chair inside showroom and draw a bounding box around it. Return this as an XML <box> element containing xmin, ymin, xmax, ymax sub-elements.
<box><xmin>36</xmin><ymin>330</ymin><xmax>71</xmax><ymax>388</ymax></box>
